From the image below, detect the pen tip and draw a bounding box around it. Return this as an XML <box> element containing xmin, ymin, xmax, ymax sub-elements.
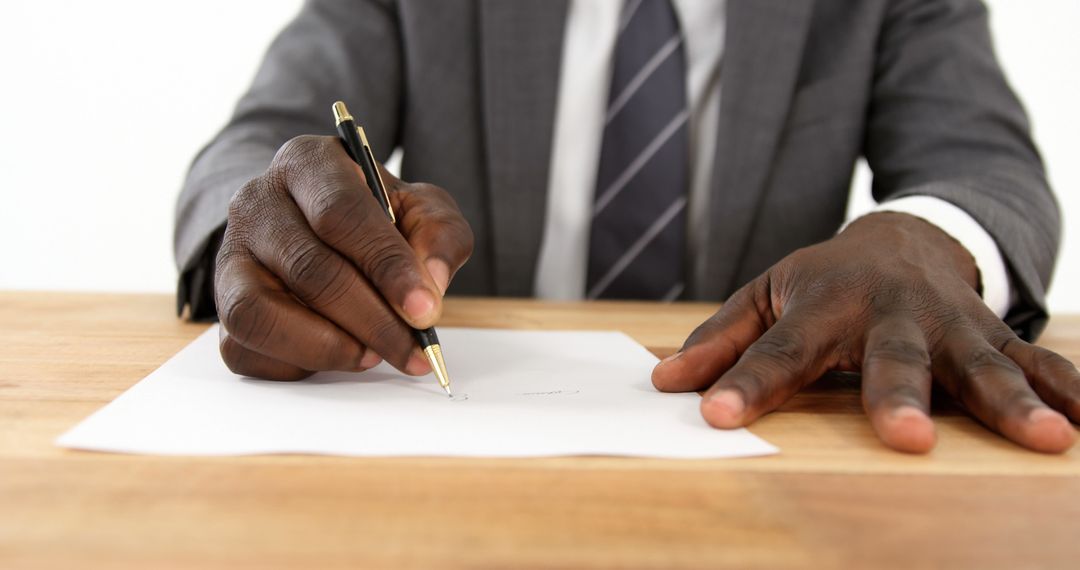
<box><xmin>423</xmin><ymin>344</ymin><xmax>453</xmax><ymax>398</ymax></box>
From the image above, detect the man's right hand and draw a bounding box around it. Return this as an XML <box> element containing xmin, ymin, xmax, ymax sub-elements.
<box><xmin>214</xmin><ymin>135</ymin><xmax>474</xmax><ymax>381</ymax></box>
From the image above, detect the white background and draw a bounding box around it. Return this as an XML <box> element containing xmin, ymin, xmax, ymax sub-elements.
<box><xmin>1</xmin><ymin>1</ymin><xmax>1077</xmax><ymax>311</ymax></box>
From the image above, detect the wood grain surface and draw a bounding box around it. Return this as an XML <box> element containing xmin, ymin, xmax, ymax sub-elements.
<box><xmin>1</xmin><ymin>292</ymin><xmax>1078</xmax><ymax>569</ymax></box>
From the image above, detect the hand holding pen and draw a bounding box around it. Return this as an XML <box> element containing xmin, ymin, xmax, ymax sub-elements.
<box><xmin>212</xmin><ymin>107</ymin><xmax>473</xmax><ymax>388</ymax></box>
<box><xmin>332</xmin><ymin>101</ymin><xmax>454</xmax><ymax>394</ymax></box>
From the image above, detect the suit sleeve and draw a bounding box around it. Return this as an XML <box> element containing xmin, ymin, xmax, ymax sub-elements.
<box><xmin>864</xmin><ymin>0</ymin><xmax>1059</xmax><ymax>340</ymax></box>
<box><xmin>173</xmin><ymin>0</ymin><xmax>403</xmax><ymax>320</ymax></box>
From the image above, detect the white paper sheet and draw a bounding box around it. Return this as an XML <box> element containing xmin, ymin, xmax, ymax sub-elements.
<box><xmin>57</xmin><ymin>326</ymin><xmax>778</xmax><ymax>459</ymax></box>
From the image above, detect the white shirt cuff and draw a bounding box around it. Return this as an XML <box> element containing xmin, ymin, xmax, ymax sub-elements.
<box><xmin>850</xmin><ymin>196</ymin><xmax>1013</xmax><ymax>318</ymax></box>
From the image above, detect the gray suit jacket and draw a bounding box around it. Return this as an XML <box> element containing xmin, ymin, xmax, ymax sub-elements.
<box><xmin>175</xmin><ymin>0</ymin><xmax>1060</xmax><ymax>339</ymax></box>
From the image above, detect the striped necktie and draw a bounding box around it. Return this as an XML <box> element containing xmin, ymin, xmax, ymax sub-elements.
<box><xmin>586</xmin><ymin>0</ymin><xmax>689</xmax><ymax>301</ymax></box>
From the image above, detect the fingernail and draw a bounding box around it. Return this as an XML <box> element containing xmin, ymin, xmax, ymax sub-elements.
<box><xmin>707</xmin><ymin>390</ymin><xmax>745</xmax><ymax>418</ymax></box>
<box><xmin>403</xmin><ymin>289</ymin><xmax>436</xmax><ymax>323</ymax></box>
<box><xmin>359</xmin><ymin>350</ymin><xmax>383</xmax><ymax>370</ymax></box>
<box><xmin>1028</xmin><ymin>407</ymin><xmax>1067</xmax><ymax>425</ymax></box>
<box><xmin>426</xmin><ymin>258</ymin><xmax>451</xmax><ymax>296</ymax></box>
<box><xmin>890</xmin><ymin>406</ymin><xmax>929</xmax><ymax>422</ymax></box>
<box><xmin>657</xmin><ymin>351</ymin><xmax>683</xmax><ymax>366</ymax></box>
<box><xmin>882</xmin><ymin>406</ymin><xmax>936</xmax><ymax>453</ymax></box>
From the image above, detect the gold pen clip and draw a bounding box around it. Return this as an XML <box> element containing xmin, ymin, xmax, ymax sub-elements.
<box><xmin>357</xmin><ymin>126</ymin><xmax>396</xmax><ymax>224</ymax></box>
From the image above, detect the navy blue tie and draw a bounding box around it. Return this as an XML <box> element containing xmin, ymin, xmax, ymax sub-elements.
<box><xmin>586</xmin><ymin>0</ymin><xmax>689</xmax><ymax>301</ymax></box>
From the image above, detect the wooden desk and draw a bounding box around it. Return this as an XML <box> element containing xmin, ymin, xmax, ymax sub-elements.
<box><xmin>2</xmin><ymin>291</ymin><xmax>1078</xmax><ymax>569</ymax></box>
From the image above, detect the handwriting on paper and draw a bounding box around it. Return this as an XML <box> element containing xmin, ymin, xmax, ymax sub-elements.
<box><xmin>519</xmin><ymin>390</ymin><xmax>580</xmax><ymax>397</ymax></box>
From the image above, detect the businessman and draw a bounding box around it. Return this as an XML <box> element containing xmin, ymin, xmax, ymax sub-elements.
<box><xmin>175</xmin><ymin>0</ymin><xmax>1079</xmax><ymax>453</ymax></box>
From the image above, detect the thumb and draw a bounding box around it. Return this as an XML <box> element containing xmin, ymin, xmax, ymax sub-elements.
<box><xmin>652</xmin><ymin>278</ymin><xmax>770</xmax><ymax>393</ymax></box>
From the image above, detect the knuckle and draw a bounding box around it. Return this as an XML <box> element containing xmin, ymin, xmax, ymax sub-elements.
<box><xmin>746</xmin><ymin>331</ymin><xmax>807</xmax><ymax>369</ymax></box>
<box><xmin>963</xmin><ymin>346</ymin><xmax>1021</xmax><ymax>377</ymax></box>
<box><xmin>921</xmin><ymin>312</ymin><xmax>964</xmax><ymax>348</ymax></box>
<box><xmin>228</xmin><ymin>177</ymin><xmax>266</xmax><ymax>221</ymax></box>
<box><xmin>228</xmin><ymin>175</ymin><xmax>290</xmax><ymax>247</ymax></box>
<box><xmin>865</xmin><ymin>337</ymin><xmax>930</xmax><ymax>369</ymax></box>
<box><xmin>213</xmin><ymin>252</ymin><xmax>243</xmax><ymax>297</ymax></box>
<box><xmin>274</xmin><ymin>135</ymin><xmax>326</xmax><ymax>170</ymax></box>
<box><xmin>219</xmin><ymin>334</ymin><xmax>249</xmax><ymax>375</ymax></box>
<box><xmin>308</xmin><ymin>186</ymin><xmax>359</xmax><ymax>242</ymax></box>
<box><xmin>358</xmin><ymin>237</ymin><xmax>415</xmax><ymax>287</ymax></box>
<box><xmin>1033</xmin><ymin>348</ymin><xmax>1080</xmax><ymax>380</ymax></box>
<box><xmin>748</xmin><ymin>275</ymin><xmax>775</xmax><ymax>322</ymax></box>
<box><xmin>216</xmin><ymin>285</ymin><xmax>270</xmax><ymax>349</ymax></box>
<box><xmin>281</xmin><ymin>241</ymin><xmax>347</xmax><ymax>306</ymax></box>
<box><xmin>365</xmin><ymin>313</ymin><xmax>412</xmax><ymax>363</ymax></box>
<box><xmin>213</xmin><ymin>241</ymin><xmax>254</xmax><ymax>309</ymax></box>
<box><xmin>985</xmin><ymin>325</ymin><xmax>1020</xmax><ymax>352</ymax></box>
<box><xmin>867</xmin><ymin>281</ymin><xmax>922</xmax><ymax>319</ymax></box>
<box><xmin>214</xmin><ymin>229</ymin><xmax>246</xmax><ymax>270</ymax></box>
<box><xmin>220</xmin><ymin>335</ymin><xmax>309</xmax><ymax>381</ymax></box>
<box><xmin>273</xmin><ymin>135</ymin><xmax>342</xmax><ymax>194</ymax></box>
<box><xmin>915</xmin><ymin>297</ymin><xmax>967</xmax><ymax>343</ymax></box>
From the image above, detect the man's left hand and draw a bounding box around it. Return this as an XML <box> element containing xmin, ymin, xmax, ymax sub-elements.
<box><xmin>652</xmin><ymin>212</ymin><xmax>1079</xmax><ymax>453</ymax></box>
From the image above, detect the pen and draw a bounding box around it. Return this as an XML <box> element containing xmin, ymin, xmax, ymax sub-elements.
<box><xmin>331</xmin><ymin>100</ymin><xmax>453</xmax><ymax>398</ymax></box>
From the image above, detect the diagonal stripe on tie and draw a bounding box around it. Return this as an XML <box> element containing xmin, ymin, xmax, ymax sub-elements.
<box><xmin>594</xmin><ymin>109</ymin><xmax>689</xmax><ymax>216</ymax></box>
<box><xmin>587</xmin><ymin>196</ymin><xmax>687</xmax><ymax>299</ymax></box>
<box><xmin>618</xmin><ymin>0</ymin><xmax>645</xmax><ymax>33</ymax></box>
<box><xmin>605</xmin><ymin>35</ymin><xmax>683</xmax><ymax>123</ymax></box>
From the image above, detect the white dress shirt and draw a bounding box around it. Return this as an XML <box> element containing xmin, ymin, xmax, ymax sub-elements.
<box><xmin>535</xmin><ymin>0</ymin><xmax>1011</xmax><ymax>318</ymax></box>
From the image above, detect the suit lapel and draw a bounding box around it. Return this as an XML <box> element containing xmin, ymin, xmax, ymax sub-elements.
<box><xmin>696</xmin><ymin>0</ymin><xmax>814</xmax><ymax>299</ymax></box>
<box><xmin>479</xmin><ymin>0</ymin><xmax>568</xmax><ymax>296</ymax></box>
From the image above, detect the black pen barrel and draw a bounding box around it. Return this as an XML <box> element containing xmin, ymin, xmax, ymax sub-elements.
<box><xmin>335</xmin><ymin>119</ymin><xmax>365</xmax><ymax>164</ymax></box>
<box><xmin>414</xmin><ymin>327</ymin><xmax>439</xmax><ymax>350</ymax></box>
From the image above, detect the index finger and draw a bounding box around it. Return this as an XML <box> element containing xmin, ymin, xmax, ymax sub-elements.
<box><xmin>393</xmin><ymin>180</ymin><xmax>474</xmax><ymax>296</ymax></box>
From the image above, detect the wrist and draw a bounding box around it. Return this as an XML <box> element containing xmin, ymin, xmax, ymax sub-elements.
<box><xmin>842</xmin><ymin>212</ymin><xmax>981</xmax><ymax>293</ymax></box>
